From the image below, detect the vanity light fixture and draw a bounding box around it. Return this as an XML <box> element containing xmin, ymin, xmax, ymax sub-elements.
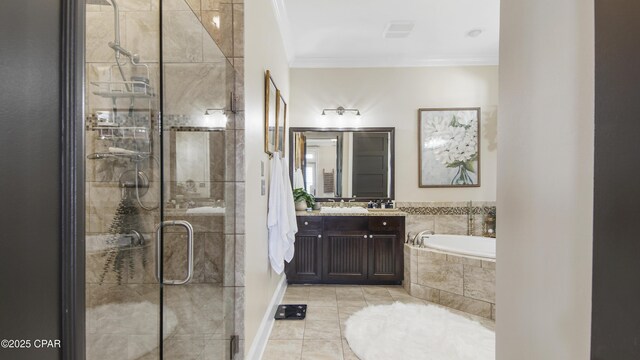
<box><xmin>321</xmin><ymin>106</ymin><xmax>361</xmax><ymax>116</ymax></box>
<box><xmin>203</xmin><ymin>108</ymin><xmax>228</xmax><ymax>129</ymax></box>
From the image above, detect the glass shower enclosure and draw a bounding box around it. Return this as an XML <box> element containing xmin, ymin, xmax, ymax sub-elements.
<box><xmin>84</xmin><ymin>0</ymin><xmax>241</xmax><ymax>358</ymax></box>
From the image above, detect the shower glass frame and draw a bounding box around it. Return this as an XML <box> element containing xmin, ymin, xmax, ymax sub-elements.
<box><xmin>83</xmin><ymin>0</ymin><xmax>240</xmax><ymax>358</ymax></box>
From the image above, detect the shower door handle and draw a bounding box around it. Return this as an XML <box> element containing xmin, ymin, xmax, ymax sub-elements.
<box><xmin>155</xmin><ymin>220</ymin><xmax>194</xmax><ymax>285</ymax></box>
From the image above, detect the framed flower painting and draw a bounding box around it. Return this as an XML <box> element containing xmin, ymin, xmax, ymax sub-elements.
<box><xmin>418</xmin><ymin>108</ymin><xmax>480</xmax><ymax>187</ymax></box>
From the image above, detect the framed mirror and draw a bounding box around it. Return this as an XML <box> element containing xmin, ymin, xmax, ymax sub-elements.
<box><xmin>264</xmin><ymin>70</ymin><xmax>278</xmax><ymax>156</ymax></box>
<box><xmin>276</xmin><ymin>90</ymin><xmax>287</xmax><ymax>153</ymax></box>
<box><xmin>289</xmin><ymin>127</ymin><xmax>395</xmax><ymax>201</ymax></box>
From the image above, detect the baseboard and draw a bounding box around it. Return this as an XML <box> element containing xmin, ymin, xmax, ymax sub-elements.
<box><xmin>246</xmin><ymin>275</ymin><xmax>287</xmax><ymax>360</ymax></box>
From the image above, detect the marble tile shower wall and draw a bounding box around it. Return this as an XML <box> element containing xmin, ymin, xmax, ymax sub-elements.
<box><xmin>85</xmin><ymin>0</ymin><xmax>244</xmax><ymax>359</ymax></box>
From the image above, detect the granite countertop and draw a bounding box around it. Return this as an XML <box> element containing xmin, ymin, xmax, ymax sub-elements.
<box><xmin>296</xmin><ymin>209</ymin><xmax>407</xmax><ymax>217</ymax></box>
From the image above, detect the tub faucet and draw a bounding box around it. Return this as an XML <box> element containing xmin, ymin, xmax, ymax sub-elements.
<box><xmin>412</xmin><ymin>230</ymin><xmax>434</xmax><ymax>248</ymax></box>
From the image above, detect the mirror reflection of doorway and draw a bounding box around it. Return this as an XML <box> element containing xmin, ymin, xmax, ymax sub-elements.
<box><xmin>305</xmin><ymin>149</ymin><xmax>317</xmax><ymax>196</ymax></box>
<box><xmin>352</xmin><ymin>133</ymin><xmax>390</xmax><ymax>198</ymax></box>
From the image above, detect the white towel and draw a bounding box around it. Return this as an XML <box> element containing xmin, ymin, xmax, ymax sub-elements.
<box><xmin>293</xmin><ymin>168</ymin><xmax>305</xmax><ymax>190</ymax></box>
<box><xmin>267</xmin><ymin>152</ymin><xmax>298</xmax><ymax>274</ymax></box>
<box><xmin>281</xmin><ymin>155</ymin><xmax>298</xmax><ymax>262</ymax></box>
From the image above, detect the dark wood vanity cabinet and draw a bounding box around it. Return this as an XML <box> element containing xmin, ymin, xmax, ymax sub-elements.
<box><xmin>285</xmin><ymin>217</ymin><xmax>323</xmax><ymax>282</ymax></box>
<box><xmin>286</xmin><ymin>215</ymin><xmax>405</xmax><ymax>285</ymax></box>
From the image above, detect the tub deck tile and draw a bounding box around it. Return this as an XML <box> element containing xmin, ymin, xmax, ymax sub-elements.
<box><xmin>417</xmin><ymin>255</ymin><xmax>464</xmax><ymax>295</ymax></box>
<box><xmin>482</xmin><ymin>260</ymin><xmax>496</xmax><ymax>270</ymax></box>
<box><xmin>439</xmin><ymin>290</ymin><xmax>492</xmax><ymax>319</ymax></box>
<box><xmin>447</xmin><ymin>254</ymin><xmax>482</xmax><ymax>267</ymax></box>
<box><xmin>463</xmin><ymin>265</ymin><xmax>496</xmax><ymax>303</ymax></box>
<box><xmin>410</xmin><ymin>283</ymin><xmax>440</xmax><ymax>303</ymax></box>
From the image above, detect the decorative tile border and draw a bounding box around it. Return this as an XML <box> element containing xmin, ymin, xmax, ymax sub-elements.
<box><xmin>317</xmin><ymin>201</ymin><xmax>496</xmax><ymax>216</ymax></box>
<box><xmin>397</xmin><ymin>206</ymin><xmax>496</xmax><ymax>216</ymax></box>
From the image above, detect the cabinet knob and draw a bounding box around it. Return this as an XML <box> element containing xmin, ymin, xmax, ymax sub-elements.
<box><xmin>383</xmin><ymin>222</ymin><xmax>387</xmax><ymax>226</ymax></box>
<box><xmin>318</xmin><ymin>234</ymin><xmax>322</xmax><ymax>238</ymax></box>
<box><xmin>304</xmin><ymin>221</ymin><xmax>309</xmax><ymax>225</ymax></box>
<box><xmin>369</xmin><ymin>235</ymin><xmax>373</xmax><ymax>238</ymax></box>
<box><xmin>363</xmin><ymin>235</ymin><xmax>367</xmax><ymax>238</ymax></box>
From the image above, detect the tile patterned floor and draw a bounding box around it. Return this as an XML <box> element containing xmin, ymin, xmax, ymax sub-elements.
<box><xmin>262</xmin><ymin>284</ymin><xmax>495</xmax><ymax>360</ymax></box>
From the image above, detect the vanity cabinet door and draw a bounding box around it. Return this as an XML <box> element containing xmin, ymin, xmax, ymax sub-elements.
<box><xmin>286</xmin><ymin>217</ymin><xmax>323</xmax><ymax>283</ymax></box>
<box><xmin>368</xmin><ymin>234</ymin><xmax>402</xmax><ymax>282</ymax></box>
<box><xmin>285</xmin><ymin>232</ymin><xmax>323</xmax><ymax>283</ymax></box>
<box><xmin>367</xmin><ymin>216</ymin><xmax>404</xmax><ymax>283</ymax></box>
<box><xmin>323</xmin><ymin>231</ymin><xmax>369</xmax><ymax>283</ymax></box>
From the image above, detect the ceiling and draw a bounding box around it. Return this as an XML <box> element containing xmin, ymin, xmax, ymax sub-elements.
<box><xmin>273</xmin><ymin>0</ymin><xmax>500</xmax><ymax>68</ymax></box>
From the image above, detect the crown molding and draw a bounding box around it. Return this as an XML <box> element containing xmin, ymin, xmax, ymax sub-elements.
<box><xmin>270</xmin><ymin>0</ymin><xmax>295</xmax><ymax>64</ymax></box>
<box><xmin>290</xmin><ymin>56</ymin><xmax>499</xmax><ymax>68</ymax></box>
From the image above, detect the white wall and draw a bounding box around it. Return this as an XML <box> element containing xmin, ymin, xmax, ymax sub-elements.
<box><xmin>244</xmin><ymin>0</ymin><xmax>290</xmax><ymax>354</ymax></box>
<box><xmin>497</xmin><ymin>1</ymin><xmax>593</xmax><ymax>359</ymax></box>
<box><xmin>290</xmin><ymin>66</ymin><xmax>499</xmax><ymax>202</ymax></box>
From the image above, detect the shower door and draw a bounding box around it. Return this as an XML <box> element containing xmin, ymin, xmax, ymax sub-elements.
<box><xmin>85</xmin><ymin>1</ymin><xmax>240</xmax><ymax>359</ymax></box>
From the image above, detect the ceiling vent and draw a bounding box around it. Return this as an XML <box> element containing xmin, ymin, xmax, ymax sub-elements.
<box><xmin>383</xmin><ymin>21</ymin><xmax>415</xmax><ymax>39</ymax></box>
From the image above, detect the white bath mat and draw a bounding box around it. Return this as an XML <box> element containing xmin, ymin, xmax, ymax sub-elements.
<box><xmin>344</xmin><ymin>302</ymin><xmax>495</xmax><ymax>360</ymax></box>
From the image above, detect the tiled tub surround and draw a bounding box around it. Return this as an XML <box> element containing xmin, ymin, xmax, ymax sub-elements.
<box><xmin>397</xmin><ymin>201</ymin><xmax>497</xmax><ymax>238</ymax></box>
<box><xmin>404</xmin><ymin>244</ymin><xmax>496</xmax><ymax>319</ymax></box>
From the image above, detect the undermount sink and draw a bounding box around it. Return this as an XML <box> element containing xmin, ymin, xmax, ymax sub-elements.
<box><xmin>320</xmin><ymin>207</ymin><xmax>369</xmax><ymax>214</ymax></box>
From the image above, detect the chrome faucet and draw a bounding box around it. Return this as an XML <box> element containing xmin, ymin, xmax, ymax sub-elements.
<box><xmin>411</xmin><ymin>229</ymin><xmax>434</xmax><ymax>248</ymax></box>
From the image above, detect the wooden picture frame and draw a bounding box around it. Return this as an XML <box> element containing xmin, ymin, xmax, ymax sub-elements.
<box><xmin>276</xmin><ymin>90</ymin><xmax>287</xmax><ymax>153</ymax></box>
<box><xmin>264</xmin><ymin>70</ymin><xmax>278</xmax><ymax>156</ymax></box>
<box><xmin>418</xmin><ymin>107</ymin><xmax>481</xmax><ymax>187</ymax></box>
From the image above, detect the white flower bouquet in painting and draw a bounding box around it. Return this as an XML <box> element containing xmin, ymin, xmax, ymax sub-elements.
<box><xmin>419</xmin><ymin>108</ymin><xmax>480</xmax><ymax>187</ymax></box>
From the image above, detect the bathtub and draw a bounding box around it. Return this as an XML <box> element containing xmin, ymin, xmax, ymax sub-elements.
<box><xmin>421</xmin><ymin>234</ymin><xmax>495</xmax><ymax>259</ymax></box>
<box><xmin>404</xmin><ymin>234</ymin><xmax>496</xmax><ymax>319</ymax></box>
